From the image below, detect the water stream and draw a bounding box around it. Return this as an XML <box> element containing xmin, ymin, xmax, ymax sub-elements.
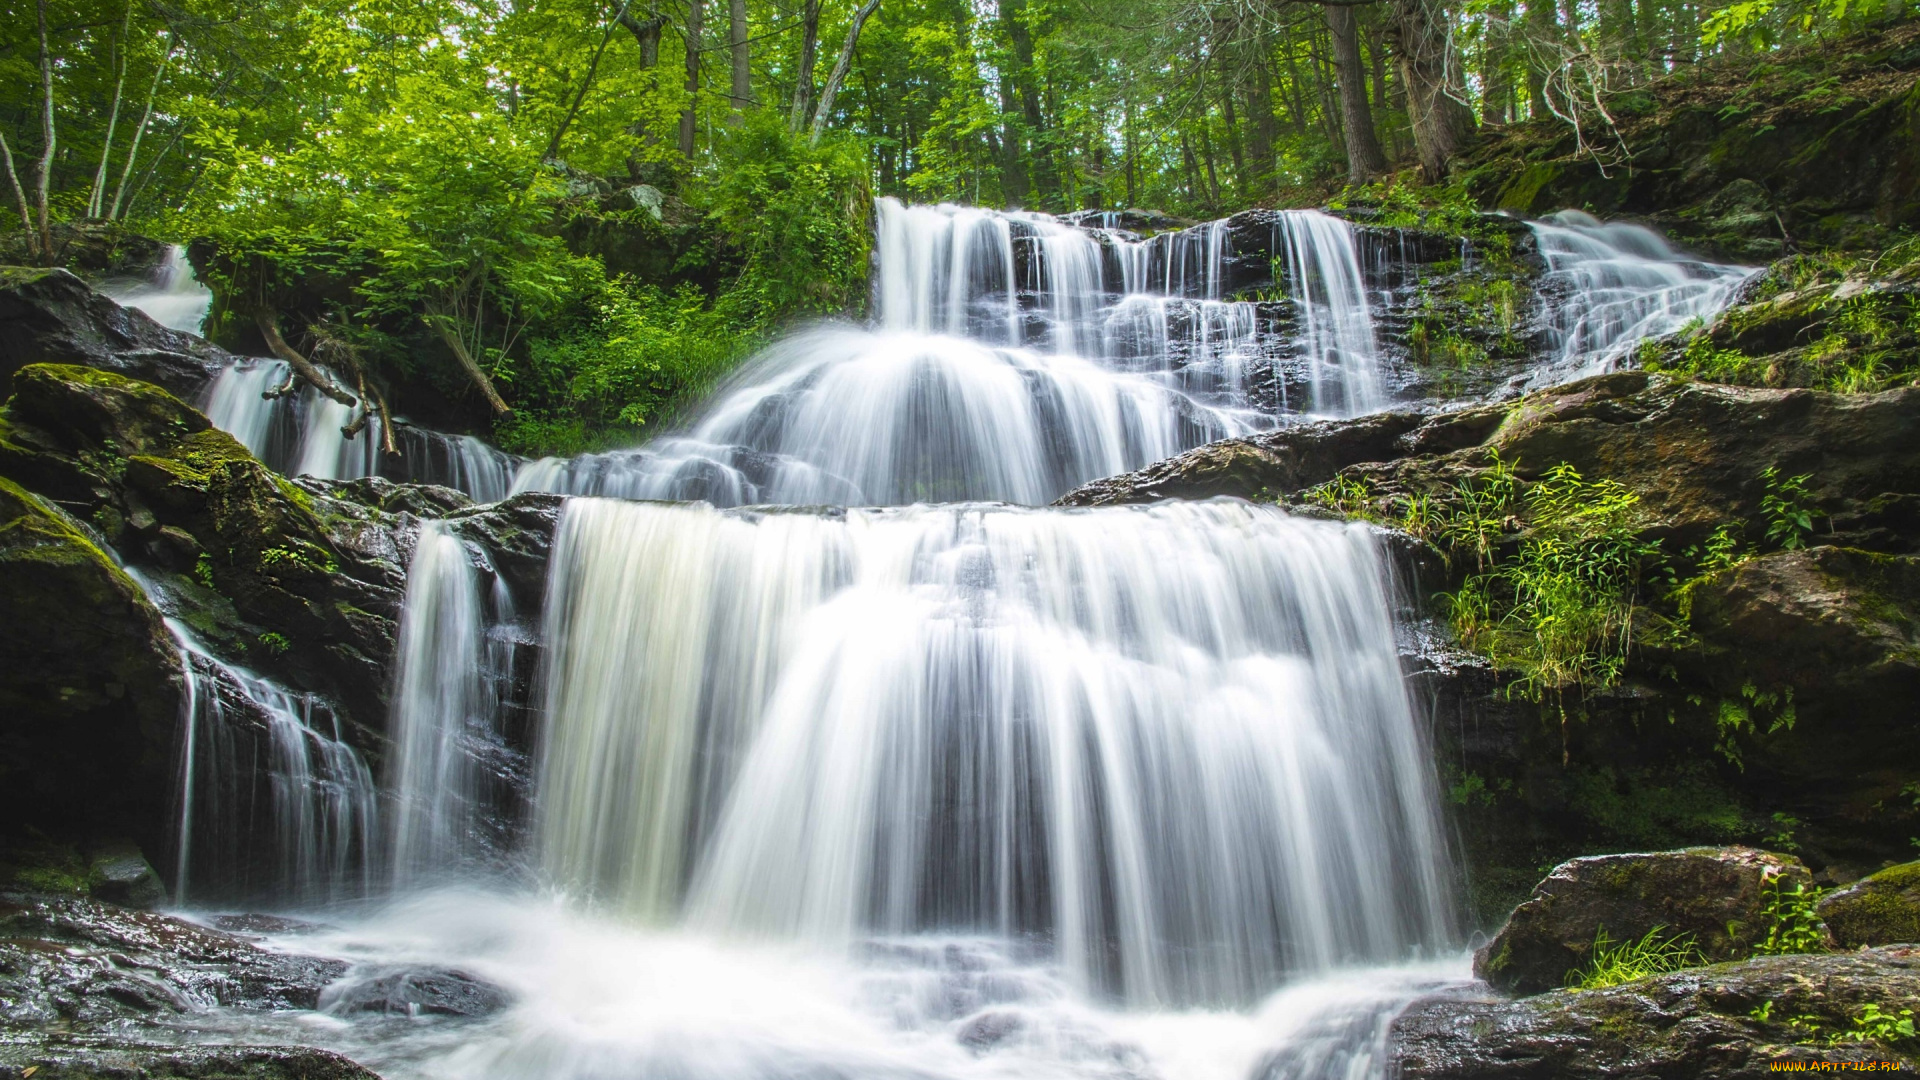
<box><xmin>158</xmin><ymin>201</ymin><xmax>1760</xmax><ymax>1080</ymax></box>
<box><xmin>103</xmin><ymin>243</ymin><xmax>214</xmax><ymax>333</ymax></box>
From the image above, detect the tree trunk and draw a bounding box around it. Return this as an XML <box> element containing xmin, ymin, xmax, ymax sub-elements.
<box><xmin>999</xmin><ymin>0</ymin><xmax>1055</xmax><ymax>203</ymax></box>
<box><xmin>789</xmin><ymin>0</ymin><xmax>822</xmax><ymax>130</ymax></box>
<box><xmin>90</xmin><ymin>2</ymin><xmax>134</xmax><ymax>220</ymax></box>
<box><xmin>1523</xmin><ymin>0</ymin><xmax>1559</xmax><ymax>119</ymax></box>
<box><xmin>422</xmin><ymin>305</ymin><xmax>512</xmax><ymax>416</ymax></box>
<box><xmin>111</xmin><ymin>40</ymin><xmax>170</xmax><ymax>220</ymax></box>
<box><xmin>546</xmin><ymin>0</ymin><xmax>638</xmax><ymax>162</ymax></box>
<box><xmin>33</xmin><ymin>0</ymin><xmax>56</xmax><ymax>263</ymax></box>
<box><xmin>729</xmin><ymin>0</ymin><xmax>750</xmax><ymax>117</ymax></box>
<box><xmin>1481</xmin><ymin>0</ymin><xmax>1514</xmax><ymax>124</ymax></box>
<box><xmin>1221</xmin><ymin>91</ymin><xmax>1246</xmax><ymax>194</ymax></box>
<box><xmin>619</xmin><ymin>7</ymin><xmax>665</xmax><ymax>67</ymax></box>
<box><xmin>0</xmin><ymin>134</ymin><xmax>35</xmax><ymax>254</ymax></box>
<box><xmin>1386</xmin><ymin>0</ymin><xmax>1478</xmax><ymax>180</ymax></box>
<box><xmin>681</xmin><ymin>0</ymin><xmax>704</xmax><ymax>156</ymax></box>
<box><xmin>254</xmin><ymin>310</ymin><xmax>358</xmax><ymax>407</ymax></box>
<box><xmin>1328</xmin><ymin>3</ymin><xmax>1390</xmax><ymax>184</ymax></box>
<box><xmin>1245</xmin><ymin>59</ymin><xmax>1278</xmax><ymax>197</ymax></box>
<box><xmin>809</xmin><ymin>0</ymin><xmax>882</xmax><ymax>145</ymax></box>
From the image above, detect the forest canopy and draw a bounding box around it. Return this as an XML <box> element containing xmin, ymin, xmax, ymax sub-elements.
<box><xmin>1</xmin><ymin>0</ymin><xmax>1912</xmax><ymax>450</ymax></box>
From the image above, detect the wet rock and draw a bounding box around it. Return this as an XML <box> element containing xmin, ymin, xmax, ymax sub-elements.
<box><xmin>0</xmin><ymin>478</ymin><xmax>182</xmax><ymax>858</ymax></box>
<box><xmin>957</xmin><ymin>1010</ymin><xmax>1025</xmax><ymax>1051</ymax></box>
<box><xmin>0</xmin><ymin>895</ymin><xmax>349</xmax><ymax>1025</ymax></box>
<box><xmin>0</xmin><ymin>267</ymin><xmax>222</xmax><ymax>398</ymax></box>
<box><xmin>0</xmin><ymin>1033</ymin><xmax>383</xmax><ymax>1079</ymax></box>
<box><xmin>1055</xmin><ymin>411</ymin><xmax>1428</xmax><ymax>507</ymax></box>
<box><xmin>1392</xmin><ymin>947</ymin><xmax>1920</xmax><ymax>1078</ymax></box>
<box><xmin>1474</xmin><ymin>847</ymin><xmax>1812</xmax><ymax>996</ymax></box>
<box><xmin>204</xmin><ymin>914</ymin><xmax>333</xmax><ymax>937</ymax></box>
<box><xmin>1820</xmin><ymin>860</ymin><xmax>1920</xmax><ymax>947</ymax></box>
<box><xmin>320</xmin><ymin>967</ymin><xmax>509</xmax><ymax>1020</ymax></box>
<box><xmin>84</xmin><ymin>842</ymin><xmax>166</xmax><ymax>909</ymax></box>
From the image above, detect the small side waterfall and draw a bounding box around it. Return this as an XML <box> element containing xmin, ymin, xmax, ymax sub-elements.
<box><xmin>104</xmin><ymin>244</ymin><xmax>214</xmax><ymax>333</ymax></box>
<box><xmin>533</xmin><ymin>498</ymin><xmax>1454</xmax><ymax>1007</ymax></box>
<box><xmin>1277</xmin><ymin>211</ymin><xmax>1384</xmax><ymax>415</ymax></box>
<box><xmin>197</xmin><ymin>359</ymin><xmax>519</xmax><ymax>500</ymax></box>
<box><xmin>1530</xmin><ymin>210</ymin><xmax>1756</xmax><ymax>374</ymax></box>
<box><xmin>148</xmin><ymin>602</ymin><xmax>378</xmax><ymax>906</ymax></box>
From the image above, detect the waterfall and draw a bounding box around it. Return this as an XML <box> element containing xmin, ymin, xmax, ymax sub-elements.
<box><xmin>1277</xmin><ymin>211</ymin><xmax>1385</xmax><ymax>416</ymax></box>
<box><xmin>1530</xmin><ymin>210</ymin><xmax>1756</xmax><ymax>374</ymax></box>
<box><xmin>104</xmin><ymin>243</ymin><xmax>214</xmax><ymax>333</ymax></box>
<box><xmin>512</xmin><ymin>201</ymin><xmax>1397</xmax><ymax>506</ymax></box>
<box><xmin>130</xmin><ymin>568</ymin><xmax>379</xmax><ymax>906</ymax></box>
<box><xmin>533</xmin><ymin>498</ymin><xmax>1454</xmax><ymax>1007</ymax></box>
<box><xmin>196</xmin><ymin>359</ymin><xmax>519</xmax><ymax>500</ymax></box>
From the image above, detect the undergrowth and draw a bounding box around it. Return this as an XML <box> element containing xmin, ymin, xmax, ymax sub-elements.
<box><xmin>1566</xmin><ymin>925</ymin><xmax>1703</xmax><ymax>989</ymax></box>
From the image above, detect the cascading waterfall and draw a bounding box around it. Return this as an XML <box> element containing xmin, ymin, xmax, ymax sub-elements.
<box><xmin>512</xmin><ymin>200</ymin><xmax>1389</xmax><ymax>506</ymax></box>
<box><xmin>104</xmin><ymin>243</ymin><xmax>214</xmax><ymax>333</ymax></box>
<box><xmin>133</xmin><ymin>572</ymin><xmax>379</xmax><ymax>906</ymax></box>
<box><xmin>203</xmin><ymin>201</ymin><xmax>1771</xmax><ymax>1080</ymax></box>
<box><xmin>534</xmin><ymin>498</ymin><xmax>1454</xmax><ymax>1007</ymax></box>
<box><xmin>197</xmin><ymin>359</ymin><xmax>519</xmax><ymax>500</ymax></box>
<box><xmin>1530</xmin><ymin>210</ymin><xmax>1756</xmax><ymax>374</ymax></box>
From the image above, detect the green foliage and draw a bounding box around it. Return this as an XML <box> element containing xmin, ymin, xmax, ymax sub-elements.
<box><xmin>256</xmin><ymin>631</ymin><xmax>291</xmax><ymax>655</ymax></box>
<box><xmin>1448</xmin><ymin>463</ymin><xmax>1659</xmax><ymax>706</ymax></box>
<box><xmin>1755</xmin><ymin>875</ymin><xmax>1829</xmax><ymax>955</ymax></box>
<box><xmin>1840</xmin><ymin>1003</ymin><xmax>1918</xmax><ymax>1047</ymax></box>
<box><xmin>1761</xmin><ymin>465</ymin><xmax>1816</xmax><ymax>550</ymax></box>
<box><xmin>1566</xmin><ymin>925</ymin><xmax>1703</xmax><ymax>990</ymax></box>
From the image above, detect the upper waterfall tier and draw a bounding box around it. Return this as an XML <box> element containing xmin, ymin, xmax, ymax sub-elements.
<box><xmin>512</xmin><ymin>199</ymin><xmax>1391</xmax><ymax>507</ymax></box>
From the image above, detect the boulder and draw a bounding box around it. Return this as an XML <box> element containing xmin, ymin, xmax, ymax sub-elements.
<box><xmin>0</xmin><ymin>1037</ymin><xmax>384</xmax><ymax>1080</ymax></box>
<box><xmin>1820</xmin><ymin>861</ymin><xmax>1920</xmax><ymax>948</ymax></box>
<box><xmin>0</xmin><ymin>895</ymin><xmax>350</xmax><ymax>1026</ymax></box>
<box><xmin>1392</xmin><ymin>947</ymin><xmax>1920</xmax><ymax>1078</ymax></box>
<box><xmin>0</xmin><ymin>267</ymin><xmax>223</xmax><ymax>398</ymax></box>
<box><xmin>1474</xmin><ymin>847</ymin><xmax>1811</xmax><ymax>996</ymax></box>
<box><xmin>320</xmin><ymin>967</ymin><xmax>510</xmax><ymax>1019</ymax></box>
<box><xmin>0</xmin><ymin>478</ymin><xmax>182</xmax><ymax>858</ymax></box>
<box><xmin>83</xmin><ymin>841</ymin><xmax>167</xmax><ymax>909</ymax></box>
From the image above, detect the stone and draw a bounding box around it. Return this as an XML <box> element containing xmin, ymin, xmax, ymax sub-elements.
<box><xmin>0</xmin><ymin>1036</ymin><xmax>385</xmax><ymax>1080</ymax></box>
<box><xmin>0</xmin><ymin>267</ymin><xmax>223</xmax><ymax>398</ymax></box>
<box><xmin>0</xmin><ymin>478</ymin><xmax>182</xmax><ymax>858</ymax></box>
<box><xmin>1391</xmin><ymin>947</ymin><xmax>1920</xmax><ymax>1078</ymax></box>
<box><xmin>1820</xmin><ymin>860</ymin><xmax>1920</xmax><ymax>948</ymax></box>
<box><xmin>84</xmin><ymin>841</ymin><xmax>167</xmax><ymax>909</ymax></box>
<box><xmin>320</xmin><ymin>967</ymin><xmax>510</xmax><ymax>1019</ymax></box>
<box><xmin>1474</xmin><ymin>846</ymin><xmax>1812</xmax><ymax>996</ymax></box>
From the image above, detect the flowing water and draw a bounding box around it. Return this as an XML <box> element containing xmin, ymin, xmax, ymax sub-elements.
<box><xmin>511</xmin><ymin>200</ymin><xmax>1389</xmax><ymax>506</ymax></box>
<box><xmin>104</xmin><ymin>243</ymin><xmax>214</xmax><ymax>333</ymax></box>
<box><xmin>1529</xmin><ymin>210</ymin><xmax>1756</xmax><ymax>377</ymax></box>
<box><xmin>157</xmin><ymin>201</ymin><xmax>1764</xmax><ymax>1080</ymax></box>
<box><xmin>198</xmin><ymin>358</ymin><xmax>519</xmax><ymax>500</ymax></box>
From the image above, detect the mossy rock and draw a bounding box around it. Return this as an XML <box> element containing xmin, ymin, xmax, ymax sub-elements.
<box><xmin>1820</xmin><ymin>860</ymin><xmax>1920</xmax><ymax>947</ymax></box>
<box><xmin>1473</xmin><ymin>846</ymin><xmax>1811</xmax><ymax>996</ymax></box>
<box><xmin>0</xmin><ymin>477</ymin><xmax>182</xmax><ymax>860</ymax></box>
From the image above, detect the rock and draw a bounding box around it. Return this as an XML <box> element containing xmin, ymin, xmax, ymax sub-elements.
<box><xmin>0</xmin><ymin>478</ymin><xmax>182</xmax><ymax>858</ymax></box>
<box><xmin>0</xmin><ymin>267</ymin><xmax>223</xmax><ymax>398</ymax></box>
<box><xmin>1475</xmin><ymin>847</ymin><xmax>1811</xmax><ymax>996</ymax></box>
<box><xmin>84</xmin><ymin>841</ymin><xmax>166</xmax><ymax>909</ymax></box>
<box><xmin>0</xmin><ymin>895</ymin><xmax>350</xmax><ymax>1026</ymax></box>
<box><xmin>1392</xmin><ymin>947</ymin><xmax>1920</xmax><ymax>1078</ymax></box>
<box><xmin>1056</xmin><ymin>411</ymin><xmax>1429</xmax><ymax>506</ymax></box>
<box><xmin>320</xmin><ymin>967</ymin><xmax>510</xmax><ymax>1019</ymax></box>
<box><xmin>1820</xmin><ymin>861</ymin><xmax>1920</xmax><ymax>947</ymax></box>
<box><xmin>0</xmin><ymin>1035</ymin><xmax>384</xmax><ymax>1080</ymax></box>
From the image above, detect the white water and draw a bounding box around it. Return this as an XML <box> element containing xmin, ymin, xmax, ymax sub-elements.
<box><xmin>167</xmin><ymin>202</ymin><xmax>1772</xmax><ymax>1079</ymax></box>
<box><xmin>104</xmin><ymin>243</ymin><xmax>213</xmax><ymax>333</ymax></box>
<box><xmin>512</xmin><ymin>200</ymin><xmax>1388</xmax><ymax>506</ymax></box>
<box><xmin>198</xmin><ymin>358</ymin><xmax>518</xmax><ymax>500</ymax></box>
<box><xmin>121</xmin><ymin>567</ymin><xmax>378</xmax><ymax>907</ymax></box>
<box><xmin>217</xmin><ymin>891</ymin><xmax>1468</xmax><ymax>1080</ymax></box>
<box><xmin>1530</xmin><ymin>210</ymin><xmax>1756</xmax><ymax>375</ymax></box>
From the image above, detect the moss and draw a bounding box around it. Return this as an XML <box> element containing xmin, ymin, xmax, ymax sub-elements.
<box><xmin>1496</xmin><ymin>162</ymin><xmax>1561</xmax><ymax>215</ymax></box>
